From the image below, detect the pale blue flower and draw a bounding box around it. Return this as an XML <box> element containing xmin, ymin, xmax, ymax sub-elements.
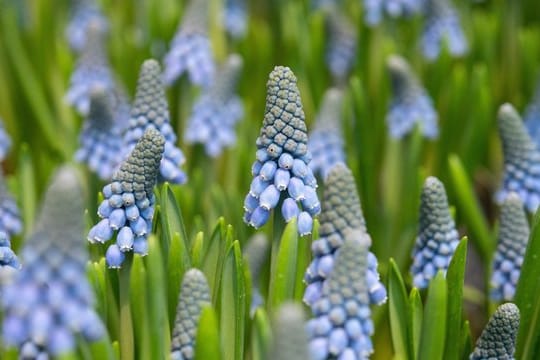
<box><xmin>0</xmin><ymin>117</ymin><xmax>12</xmax><ymax>161</ymax></box>
<box><xmin>223</xmin><ymin>0</ymin><xmax>247</xmax><ymax>38</ymax></box>
<box><xmin>0</xmin><ymin>170</ymin><xmax>22</xmax><ymax>242</ymax></box>
<box><xmin>66</xmin><ymin>0</ymin><xmax>108</xmax><ymax>52</ymax></box>
<box><xmin>364</xmin><ymin>0</ymin><xmax>424</xmax><ymax>26</ymax></box>
<box><xmin>524</xmin><ymin>79</ymin><xmax>540</xmax><ymax>148</ymax></box>
<box><xmin>325</xmin><ymin>8</ymin><xmax>357</xmax><ymax>82</ymax></box>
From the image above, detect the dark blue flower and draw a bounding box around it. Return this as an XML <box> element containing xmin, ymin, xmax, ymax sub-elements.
<box><xmin>308</xmin><ymin>89</ymin><xmax>346</xmax><ymax>179</ymax></box>
<box><xmin>2</xmin><ymin>166</ymin><xmax>106</xmax><ymax>357</ymax></box>
<box><xmin>66</xmin><ymin>0</ymin><xmax>108</xmax><ymax>52</ymax></box>
<box><xmin>387</xmin><ymin>55</ymin><xmax>438</xmax><ymax>139</ymax></box>
<box><xmin>223</xmin><ymin>0</ymin><xmax>247</xmax><ymax>38</ymax></box>
<box><xmin>185</xmin><ymin>54</ymin><xmax>243</xmax><ymax>157</ymax></box>
<box><xmin>243</xmin><ymin>66</ymin><xmax>320</xmax><ymax>236</ymax></box>
<box><xmin>306</xmin><ymin>229</ymin><xmax>375</xmax><ymax>359</ymax></box>
<box><xmin>410</xmin><ymin>176</ymin><xmax>459</xmax><ymax>289</ymax></box>
<box><xmin>124</xmin><ymin>59</ymin><xmax>187</xmax><ymax>184</ymax></box>
<box><xmin>163</xmin><ymin>0</ymin><xmax>215</xmax><ymax>87</ymax></box>
<box><xmin>470</xmin><ymin>303</ymin><xmax>519</xmax><ymax>360</ymax></box>
<box><xmin>325</xmin><ymin>8</ymin><xmax>357</xmax><ymax>83</ymax></box>
<box><xmin>421</xmin><ymin>0</ymin><xmax>467</xmax><ymax>60</ymax></box>
<box><xmin>88</xmin><ymin>129</ymin><xmax>165</xmax><ymax>268</ymax></box>
<box><xmin>271</xmin><ymin>303</ymin><xmax>310</xmax><ymax>360</ymax></box>
<box><xmin>304</xmin><ymin>164</ymin><xmax>386</xmax><ymax>308</ymax></box>
<box><xmin>363</xmin><ymin>0</ymin><xmax>424</xmax><ymax>26</ymax></box>
<box><xmin>171</xmin><ymin>269</ymin><xmax>211</xmax><ymax>360</ymax></box>
<box><xmin>496</xmin><ymin>103</ymin><xmax>540</xmax><ymax>213</ymax></box>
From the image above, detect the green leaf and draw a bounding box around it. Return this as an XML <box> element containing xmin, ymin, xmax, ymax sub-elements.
<box><xmin>268</xmin><ymin>218</ymin><xmax>299</xmax><ymax>311</ymax></box>
<box><xmin>159</xmin><ymin>183</ymin><xmax>190</xmax><ymax>265</ymax></box>
<box><xmin>88</xmin><ymin>337</ymin><xmax>117</xmax><ymax>360</ymax></box>
<box><xmin>460</xmin><ymin>320</ymin><xmax>472</xmax><ymax>360</ymax></box>
<box><xmin>202</xmin><ymin>218</ymin><xmax>230</xmax><ymax>303</ymax></box>
<box><xmin>409</xmin><ymin>288</ymin><xmax>423</xmax><ymax>360</ymax></box>
<box><xmin>251</xmin><ymin>308</ymin><xmax>272</xmax><ymax>360</ymax></box>
<box><xmin>195</xmin><ymin>305</ymin><xmax>222</xmax><ymax>360</ymax></box>
<box><xmin>168</xmin><ymin>232</ymin><xmax>189</xmax><ymax>329</ymax></box>
<box><xmin>515</xmin><ymin>209</ymin><xmax>540</xmax><ymax>359</ymax></box>
<box><xmin>418</xmin><ymin>271</ymin><xmax>447</xmax><ymax>360</ymax></box>
<box><xmin>388</xmin><ymin>258</ymin><xmax>411</xmax><ymax>360</ymax></box>
<box><xmin>219</xmin><ymin>240</ymin><xmax>247</xmax><ymax>360</ymax></box>
<box><xmin>130</xmin><ymin>255</ymin><xmax>150</xmax><ymax>359</ymax></box>
<box><xmin>190</xmin><ymin>231</ymin><xmax>204</xmax><ymax>268</ymax></box>
<box><xmin>444</xmin><ymin>237</ymin><xmax>468</xmax><ymax>360</ymax></box>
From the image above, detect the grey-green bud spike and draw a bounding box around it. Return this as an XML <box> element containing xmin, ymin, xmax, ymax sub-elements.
<box><xmin>88</xmin><ymin>86</ymin><xmax>114</xmax><ymax>131</ymax></box>
<box><xmin>270</xmin><ymin>303</ymin><xmax>310</xmax><ymax>360</ymax></box>
<box><xmin>498</xmin><ymin>103</ymin><xmax>537</xmax><ymax>168</ymax></box>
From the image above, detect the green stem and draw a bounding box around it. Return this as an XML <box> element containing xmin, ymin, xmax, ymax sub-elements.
<box><xmin>268</xmin><ymin>203</ymin><xmax>285</xmax><ymax>311</ymax></box>
<box><xmin>119</xmin><ymin>256</ymin><xmax>134</xmax><ymax>360</ymax></box>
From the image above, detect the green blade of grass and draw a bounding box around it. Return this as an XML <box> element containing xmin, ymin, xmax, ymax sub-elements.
<box><xmin>418</xmin><ymin>271</ymin><xmax>447</xmax><ymax>360</ymax></box>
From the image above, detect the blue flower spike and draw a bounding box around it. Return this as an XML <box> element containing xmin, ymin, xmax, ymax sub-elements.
<box><xmin>304</xmin><ymin>163</ymin><xmax>386</xmax><ymax>308</ymax></box>
<box><xmin>490</xmin><ymin>193</ymin><xmax>529</xmax><ymax>302</ymax></box>
<box><xmin>387</xmin><ymin>55</ymin><xmax>438</xmax><ymax>139</ymax></box>
<box><xmin>422</xmin><ymin>0</ymin><xmax>468</xmax><ymax>60</ymax></box>
<box><xmin>308</xmin><ymin>88</ymin><xmax>346</xmax><ymax>179</ymax></box>
<box><xmin>163</xmin><ymin>0</ymin><xmax>215</xmax><ymax>87</ymax></box>
<box><xmin>271</xmin><ymin>303</ymin><xmax>310</xmax><ymax>360</ymax></box>
<box><xmin>65</xmin><ymin>19</ymin><xmax>115</xmax><ymax>115</ymax></box>
<box><xmin>66</xmin><ymin>0</ymin><xmax>108</xmax><ymax>52</ymax></box>
<box><xmin>306</xmin><ymin>229</ymin><xmax>375</xmax><ymax>360</ymax></box>
<box><xmin>524</xmin><ymin>79</ymin><xmax>540</xmax><ymax>149</ymax></box>
<box><xmin>2</xmin><ymin>166</ymin><xmax>105</xmax><ymax>357</ymax></box>
<box><xmin>495</xmin><ymin>103</ymin><xmax>540</xmax><ymax>213</ymax></box>
<box><xmin>125</xmin><ymin>59</ymin><xmax>187</xmax><ymax>184</ymax></box>
<box><xmin>0</xmin><ymin>170</ymin><xmax>22</xmax><ymax>242</ymax></box>
<box><xmin>470</xmin><ymin>303</ymin><xmax>520</xmax><ymax>360</ymax></box>
<box><xmin>363</xmin><ymin>0</ymin><xmax>424</xmax><ymax>26</ymax></box>
<box><xmin>185</xmin><ymin>54</ymin><xmax>244</xmax><ymax>157</ymax></box>
<box><xmin>0</xmin><ymin>117</ymin><xmax>12</xmax><ymax>161</ymax></box>
<box><xmin>223</xmin><ymin>0</ymin><xmax>247</xmax><ymax>39</ymax></box>
<box><xmin>75</xmin><ymin>86</ymin><xmax>126</xmax><ymax>180</ymax></box>
<box><xmin>244</xmin><ymin>233</ymin><xmax>270</xmax><ymax>314</ymax></box>
<box><xmin>243</xmin><ymin>66</ymin><xmax>320</xmax><ymax>236</ymax></box>
<box><xmin>88</xmin><ymin>128</ymin><xmax>165</xmax><ymax>268</ymax></box>
<box><xmin>410</xmin><ymin>176</ymin><xmax>459</xmax><ymax>289</ymax></box>
<box><xmin>170</xmin><ymin>269</ymin><xmax>211</xmax><ymax>360</ymax></box>
<box><xmin>324</xmin><ymin>8</ymin><xmax>357</xmax><ymax>83</ymax></box>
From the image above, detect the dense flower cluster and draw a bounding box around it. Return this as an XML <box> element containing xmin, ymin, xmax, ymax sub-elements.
<box><xmin>363</xmin><ymin>0</ymin><xmax>424</xmax><ymax>26</ymax></box>
<box><xmin>244</xmin><ymin>233</ymin><xmax>269</xmax><ymax>314</ymax></box>
<box><xmin>495</xmin><ymin>103</ymin><xmax>540</xmax><ymax>213</ymax></box>
<box><xmin>308</xmin><ymin>88</ymin><xmax>346</xmax><ymax>179</ymax></box>
<box><xmin>170</xmin><ymin>269</ymin><xmax>211</xmax><ymax>360</ymax></box>
<box><xmin>410</xmin><ymin>176</ymin><xmax>459</xmax><ymax>289</ymax></box>
<box><xmin>386</xmin><ymin>55</ymin><xmax>438</xmax><ymax>139</ymax></box>
<box><xmin>223</xmin><ymin>0</ymin><xmax>247</xmax><ymax>38</ymax></box>
<box><xmin>490</xmin><ymin>193</ymin><xmax>529</xmax><ymax>302</ymax></box>
<box><xmin>185</xmin><ymin>54</ymin><xmax>244</xmax><ymax>157</ymax></box>
<box><xmin>306</xmin><ymin>229</ymin><xmax>375</xmax><ymax>359</ymax></box>
<box><xmin>2</xmin><ymin>167</ymin><xmax>105</xmax><ymax>357</ymax></box>
<box><xmin>0</xmin><ymin>171</ymin><xmax>23</xmax><ymax>244</ymax></box>
<box><xmin>0</xmin><ymin>118</ymin><xmax>12</xmax><ymax>161</ymax></box>
<box><xmin>163</xmin><ymin>0</ymin><xmax>215</xmax><ymax>87</ymax></box>
<box><xmin>470</xmin><ymin>303</ymin><xmax>520</xmax><ymax>360</ymax></box>
<box><xmin>65</xmin><ymin>0</ymin><xmax>108</xmax><ymax>52</ymax></box>
<box><xmin>524</xmin><ymin>80</ymin><xmax>540</xmax><ymax>148</ymax></box>
<box><xmin>125</xmin><ymin>59</ymin><xmax>187</xmax><ymax>184</ymax></box>
<box><xmin>325</xmin><ymin>8</ymin><xmax>357</xmax><ymax>82</ymax></box>
<box><xmin>75</xmin><ymin>86</ymin><xmax>127</xmax><ymax>180</ymax></box>
<box><xmin>271</xmin><ymin>303</ymin><xmax>310</xmax><ymax>360</ymax></box>
<box><xmin>304</xmin><ymin>163</ymin><xmax>386</xmax><ymax>307</ymax></box>
<box><xmin>243</xmin><ymin>66</ymin><xmax>320</xmax><ymax>235</ymax></box>
<box><xmin>421</xmin><ymin>0</ymin><xmax>468</xmax><ymax>60</ymax></box>
<box><xmin>0</xmin><ymin>232</ymin><xmax>19</xmax><ymax>270</ymax></box>
<box><xmin>87</xmin><ymin>129</ymin><xmax>165</xmax><ymax>268</ymax></box>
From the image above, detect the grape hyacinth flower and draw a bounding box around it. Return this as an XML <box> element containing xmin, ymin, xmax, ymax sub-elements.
<box><xmin>470</xmin><ymin>303</ymin><xmax>519</xmax><ymax>360</ymax></box>
<box><xmin>0</xmin><ymin>170</ymin><xmax>23</xmax><ymax>242</ymax></box>
<box><xmin>163</xmin><ymin>0</ymin><xmax>215</xmax><ymax>87</ymax></box>
<box><xmin>185</xmin><ymin>54</ymin><xmax>244</xmax><ymax>157</ymax></box>
<box><xmin>87</xmin><ymin>129</ymin><xmax>165</xmax><ymax>268</ymax></box>
<box><xmin>65</xmin><ymin>20</ymin><xmax>115</xmax><ymax>115</ymax></box>
<box><xmin>124</xmin><ymin>59</ymin><xmax>187</xmax><ymax>184</ymax></box>
<box><xmin>270</xmin><ymin>303</ymin><xmax>310</xmax><ymax>360</ymax></box>
<box><xmin>2</xmin><ymin>166</ymin><xmax>105</xmax><ymax>357</ymax></box>
<box><xmin>0</xmin><ymin>117</ymin><xmax>12</xmax><ymax>161</ymax></box>
<box><xmin>306</xmin><ymin>229</ymin><xmax>375</xmax><ymax>359</ymax></box>
<box><xmin>325</xmin><ymin>8</ymin><xmax>357</xmax><ymax>83</ymax></box>
<box><xmin>75</xmin><ymin>86</ymin><xmax>127</xmax><ymax>180</ymax></box>
<box><xmin>308</xmin><ymin>88</ymin><xmax>346</xmax><ymax>179</ymax></box>
<box><xmin>171</xmin><ymin>269</ymin><xmax>211</xmax><ymax>360</ymax></box>
<box><xmin>490</xmin><ymin>193</ymin><xmax>529</xmax><ymax>302</ymax></box>
<box><xmin>304</xmin><ymin>163</ymin><xmax>386</xmax><ymax>307</ymax></box>
<box><xmin>386</xmin><ymin>55</ymin><xmax>438</xmax><ymax>139</ymax></box>
<box><xmin>495</xmin><ymin>103</ymin><xmax>540</xmax><ymax>213</ymax></box>
<box><xmin>524</xmin><ymin>79</ymin><xmax>540</xmax><ymax>148</ymax></box>
<box><xmin>0</xmin><ymin>232</ymin><xmax>19</xmax><ymax>271</ymax></box>
<box><xmin>243</xmin><ymin>66</ymin><xmax>320</xmax><ymax>236</ymax></box>
<box><xmin>66</xmin><ymin>0</ymin><xmax>108</xmax><ymax>52</ymax></box>
<box><xmin>410</xmin><ymin>176</ymin><xmax>459</xmax><ymax>289</ymax></box>
<box><xmin>223</xmin><ymin>0</ymin><xmax>247</xmax><ymax>38</ymax></box>
<box><xmin>363</xmin><ymin>0</ymin><xmax>424</xmax><ymax>26</ymax></box>
<box><xmin>421</xmin><ymin>0</ymin><xmax>468</xmax><ymax>60</ymax></box>
<box><xmin>244</xmin><ymin>233</ymin><xmax>270</xmax><ymax>314</ymax></box>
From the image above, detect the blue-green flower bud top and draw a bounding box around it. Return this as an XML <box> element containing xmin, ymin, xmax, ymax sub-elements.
<box><xmin>490</xmin><ymin>193</ymin><xmax>529</xmax><ymax>301</ymax></box>
<box><xmin>88</xmin><ymin>129</ymin><xmax>165</xmax><ymax>268</ymax></box>
<box><xmin>244</xmin><ymin>66</ymin><xmax>320</xmax><ymax>236</ymax></box>
<box><xmin>125</xmin><ymin>59</ymin><xmax>187</xmax><ymax>184</ymax></box>
<box><xmin>410</xmin><ymin>176</ymin><xmax>459</xmax><ymax>289</ymax></box>
<box><xmin>171</xmin><ymin>269</ymin><xmax>211</xmax><ymax>360</ymax></box>
<box><xmin>271</xmin><ymin>303</ymin><xmax>309</xmax><ymax>360</ymax></box>
<box><xmin>470</xmin><ymin>303</ymin><xmax>520</xmax><ymax>360</ymax></box>
<box><xmin>2</xmin><ymin>166</ymin><xmax>105</xmax><ymax>357</ymax></box>
<box><xmin>496</xmin><ymin>103</ymin><xmax>540</xmax><ymax>213</ymax></box>
<box><xmin>307</xmin><ymin>229</ymin><xmax>375</xmax><ymax>359</ymax></box>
